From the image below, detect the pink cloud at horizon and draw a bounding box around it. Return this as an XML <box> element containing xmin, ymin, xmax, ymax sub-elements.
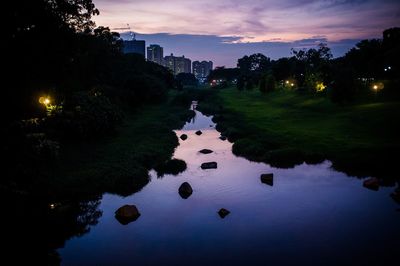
<box><xmin>91</xmin><ymin>0</ymin><xmax>399</xmax><ymax>66</ymax></box>
<box><xmin>93</xmin><ymin>0</ymin><xmax>399</xmax><ymax>42</ymax></box>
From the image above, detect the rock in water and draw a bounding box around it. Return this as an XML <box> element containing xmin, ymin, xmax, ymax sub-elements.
<box><xmin>199</xmin><ymin>149</ymin><xmax>213</xmax><ymax>154</ymax></box>
<box><xmin>201</xmin><ymin>162</ymin><xmax>218</xmax><ymax>169</ymax></box>
<box><xmin>218</xmin><ymin>208</ymin><xmax>230</xmax><ymax>218</ymax></box>
<box><xmin>180</xmin><ymin>134</ymin><xmax>188</xmax><ymax>140</ymax></box>
<box><xmin>195</xmin><ymin>130</ymin><xmax>202</xmax><ymax>135</ymax></box>
<box><xmin>179</xmin><ymin>182</ymin><xmax>193</xmax><ymax>199</ymax></box>
<box><xmin>260</xmin><ymin>173</ymin><xmax>274</xmax><ymax>186</ymax></box>
<box><xmin>115</xmin><ymin>205</ymin><xmax>141</xmax><ymax>225</ymax></box>
<box><xmin>363</xmin><ymin>177</ymin><xmax>379</xmax><ymax>191</ymax></box>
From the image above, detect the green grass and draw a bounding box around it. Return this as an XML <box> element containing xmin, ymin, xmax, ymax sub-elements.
<box><xmin>46</xmin><ymin>97</ymin><xmax>194</xmax><ymax>199</ymax></box>
<box><xmin>199</xmin><ymin>87</ymin><xmax>400</xmax><ymax>177</ymax></box>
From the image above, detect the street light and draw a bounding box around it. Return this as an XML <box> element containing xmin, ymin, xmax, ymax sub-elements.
<box><xmin>39</xmin><ymin>96</ymin><xmax>51</xmax><ymax>106</ymax></box>
<box><xmin>371</xmin><ymin>82</ymin><xmax>384</xmax><ymax>92</ymax></box>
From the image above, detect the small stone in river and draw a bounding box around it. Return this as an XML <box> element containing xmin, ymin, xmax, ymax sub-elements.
<box><xmin>195</xmin><ymin>130</ymin><xmax>202</xmax><ymax>135</ymax></box>
<box><xmin>218</xmin><ymin>208</ymin><xmax>230</xmax><ymax>218</ymax></box>
<box><xmin>201</xmin><ymin>162</ymin><xmax>218</xmax><ymax>169</ymax></box>
<box><xmin>180</xmin><ymin>134</ymin><xmax>188</xmax><ymax>140</ymax></box>
<box><xmin>115</xmin><ymin>205</ymin><xmax>141</xmax><ymax>225</ymax></box>
<box><xmin>363</xmin><ymin>177</ymin><xmax>379</xmax><ymax>191</ymax></box>
<box><xmin>179</xmin><ymin>182</ymin><xmax>193</xmax><ymax>199</ymax></box>
<box><xmin>260</xmin><ymin>173</ymin><xmax>274</xmax><ymax>186</ymax></box>
<box><xmin>219</xmin><ymin>136</ymin><xmax>227</xmax><ymax>141</ymax></box>
<box><xmin>199</xmin><ymin>149</ymin><xmax>213</xmax><ymax>154</ymax></box>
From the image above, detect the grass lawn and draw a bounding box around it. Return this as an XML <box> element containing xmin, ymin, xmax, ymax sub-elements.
<box><xmin>199</xmin><ymin>87</ymin><xmax>400</xmax><ymax>177</ymax></box>
<box><xmin>47</xmin><ymin>98</ymin><xmax>194</xmax><ymax>199</ymax></box>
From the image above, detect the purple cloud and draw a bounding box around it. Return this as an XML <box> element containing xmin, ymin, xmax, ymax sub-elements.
<box><xmin>93</xmin><ymin>0</ymin><xmax>399</xmax><ymax>66</ymax></box>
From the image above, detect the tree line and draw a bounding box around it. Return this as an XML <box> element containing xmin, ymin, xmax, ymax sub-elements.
<box><xmin>208</xmin><ymin>27</ymin><xmax>400</xmax><ymax>102</ymax></box>
<box><xmin>6</xmin><ymin>0</ymin><xmax>176</xmax><ymax>124</ymax></box>
<box><xmin>4</xmin><ymin>0</ymin><xmax>182</xmax><ymax>186</ymax></box>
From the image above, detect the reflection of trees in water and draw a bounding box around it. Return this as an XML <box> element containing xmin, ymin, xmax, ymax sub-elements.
<box><xmin>48</xmin><ymin>197</ymin><xmax>102</xmax><ymax>250</ymax></box>
<box><xmin>2</xmin><ymin>191</ymin><xmax>103</xmax><ymax>265</ymax></box>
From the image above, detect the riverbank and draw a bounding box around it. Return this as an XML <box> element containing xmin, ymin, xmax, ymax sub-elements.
<box><xmin>3</xmin><ymin>94</ymin><xmax>193</xmax><ymax>201</ymax></box>
<box><xmin>198</xmin><ymin>87</ymin><xmax>400</xmax><ymax>178</ymax></box>
<box><xmin>54</xmin><ymin>99</ymin><xmax>194</xmax><ymax>198</ymax></box>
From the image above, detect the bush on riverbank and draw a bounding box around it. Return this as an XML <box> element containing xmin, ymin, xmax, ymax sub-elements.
<box><xmin>154</xmin><ymin>159</ymin><xmax>187</xmax><ymax>177</ymax></box>
<box><xmin>2</xmin><ymin>91</ymin><xmax>195</xmax><ymax>199</ymax></box>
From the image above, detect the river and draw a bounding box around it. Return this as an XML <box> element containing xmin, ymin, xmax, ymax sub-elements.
<box><xmin>57</xmin><ymin>103</ymin><xmax>399</xmax><ymax>265</ymax></box>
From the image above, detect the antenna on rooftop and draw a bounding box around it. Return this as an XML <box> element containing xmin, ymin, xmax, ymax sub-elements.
<box><xmin>111</xmin><ymin>23</ymin><xmax>136</xmax><ymax>40</ymax></box>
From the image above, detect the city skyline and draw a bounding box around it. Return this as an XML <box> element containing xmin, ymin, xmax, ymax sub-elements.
<box><xmin>93</xmin><ymin>0</ymin><xmax>399</xmax><ymax>67</ymax></box>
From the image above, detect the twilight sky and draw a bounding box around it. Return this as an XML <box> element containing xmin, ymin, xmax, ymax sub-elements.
<box><xmin>93</xmin><ymin>0</ymin><xmax>400</xmax><ymax>67</ymax></box>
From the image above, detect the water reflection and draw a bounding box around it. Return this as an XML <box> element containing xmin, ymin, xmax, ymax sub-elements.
<box><xmin>2</xmin><ymin>192</ymin><xmax>102</xmax><ymax>265</ymax></box>
<box><xmin>56</xmin><ymin>105</ymin><xmax>399</xmax><ymax>265</ymax></box>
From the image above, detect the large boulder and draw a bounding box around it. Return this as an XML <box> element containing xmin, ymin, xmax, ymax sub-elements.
<box><xmin>218</xmin><ymin>208</ymin><xmax>230</xmax><ymax>218</ymax></box>
<box><xmin>195</xmin><ymin>130</ymin><xmax>202</xmax><ymax>136</ymax></box>
<box><xmin>180</xmin><ymin>134</ymin><xmax>188</xmax><ymax>140</ymax></box>
<box><xmin>363</xmin><ymin>177</ymin><xmax>380</xmax><ymax>191</ymax></box>
<box><xmin>201</xmin><ymin>162</ymin><xmax>218</xmax><ymax>169</ymax></box>
<box><xmin>115</xmin><ymin>205</ymin><xmax>141</xmax><ymax>225</ymax></box>
<box><xmin>199</xmin><ymin>149</ymin><xmax>213</xmax><ymax>154</ymax></box>
<box><xmin>179</xmin><ymin>182</ymin><xmax>193</xmax><ymax>199</ymax></box>
<box><xmin>260</xmin><ymin>173</ymin><xmax>274</xmax><ymax>186</ymax></box>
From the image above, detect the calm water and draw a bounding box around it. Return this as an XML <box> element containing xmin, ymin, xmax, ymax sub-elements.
<box><xmin>58</xmin><ymin>104</ymin><xmax>399</xmax><ymax>266</ymax></box>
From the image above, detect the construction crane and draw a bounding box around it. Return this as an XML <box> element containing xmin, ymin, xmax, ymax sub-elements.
<box><xmin>111</xmin><ymin>24</ymin><xmax>135</xmax><ymax>40</ymax></box>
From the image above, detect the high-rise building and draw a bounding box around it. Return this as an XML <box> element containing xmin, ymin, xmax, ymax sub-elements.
<box><xmin>192</xmin><ymin>61</ymin><xmax>213</xmax><ymax>80</ymax></box>
<box><xmin>147</xmin><ymin>44</ymin><xmax>164</xmax><ymax>65</ymax></box>
<box><xmin>163</xmin><ymin>53</ymin><xmax>191</xmax><ymax>75</ymax></box>
<box><xmin>122</xmin><ymin>40</ymin><xmax>145</xmax><ymax>57</ymax></box>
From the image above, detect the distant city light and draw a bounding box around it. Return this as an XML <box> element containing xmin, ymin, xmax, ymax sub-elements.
<box><xmin>285</xmin><ymin>80</ymin><xmax>289</xmax><ymax>84</ymax></box>
<box><xmin>373</xmin><ymin>85</ymin><xmax>378</xmax><ymax>90</ymax></box>
<box><xmin>290</xmin><ymin>83</ymin><xmax>294</xmax><ymax>87</ymax></box>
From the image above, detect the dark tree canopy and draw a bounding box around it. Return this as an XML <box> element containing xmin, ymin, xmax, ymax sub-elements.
<box><xmin>208</xmin><ymin>67</ymin><xmax>240</xmax><ymax>82</ymax></box>
<box><xmin>237</xmin><ymin>53</ymin><xmax>271</xmax><ymax>73</ymax></box>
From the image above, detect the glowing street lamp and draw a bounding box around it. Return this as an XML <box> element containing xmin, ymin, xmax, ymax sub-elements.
<box><xmin>39</xmin><ymin>96</ymin><xmax>51</xmax><ymax>106</ymax></box>
<box><xmin>316</xmin><ymin>82</ymin><xmax>326</xmax><ymax>92</ymax></box>
<box><xmin>371</xmin><ymin>82</ymin><xmax>384</xmax><ymax>92</ymax></box>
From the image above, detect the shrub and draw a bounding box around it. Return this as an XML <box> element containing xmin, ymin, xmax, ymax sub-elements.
<box><xmin>154</xmin><ymin>159</ymin><xmax>187</xmax><ymax>177</ymax></box>
<box><xmin>47</xmin><ymin>92</ymin><xmax>122</xmax><ymax>139</ymax></box>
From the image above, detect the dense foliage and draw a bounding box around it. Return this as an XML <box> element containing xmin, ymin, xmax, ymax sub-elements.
<box><xmin>6</xmin><ymin>0</ymin><xmax>174</xmax><ymax>122</ymax></box>
<box><xmin>208</xmin><ymin>27</ymin><xmax>400</xmax><ymax>102</ymax></box>
<box><xmin>4</xmin><ymin>0</ymin><xmax>179</xmax><ymax>189</ymax></box>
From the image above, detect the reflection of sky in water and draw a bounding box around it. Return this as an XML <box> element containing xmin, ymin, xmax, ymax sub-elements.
<box><xmin>59</xmin><ymin>107</ymin><xmax>400</xmax><ymax>266</ymax></box>
<box><xmin>182</xmin><ymin>109</ymin><xmax>215</xmax><ymax>131</ymax></box>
